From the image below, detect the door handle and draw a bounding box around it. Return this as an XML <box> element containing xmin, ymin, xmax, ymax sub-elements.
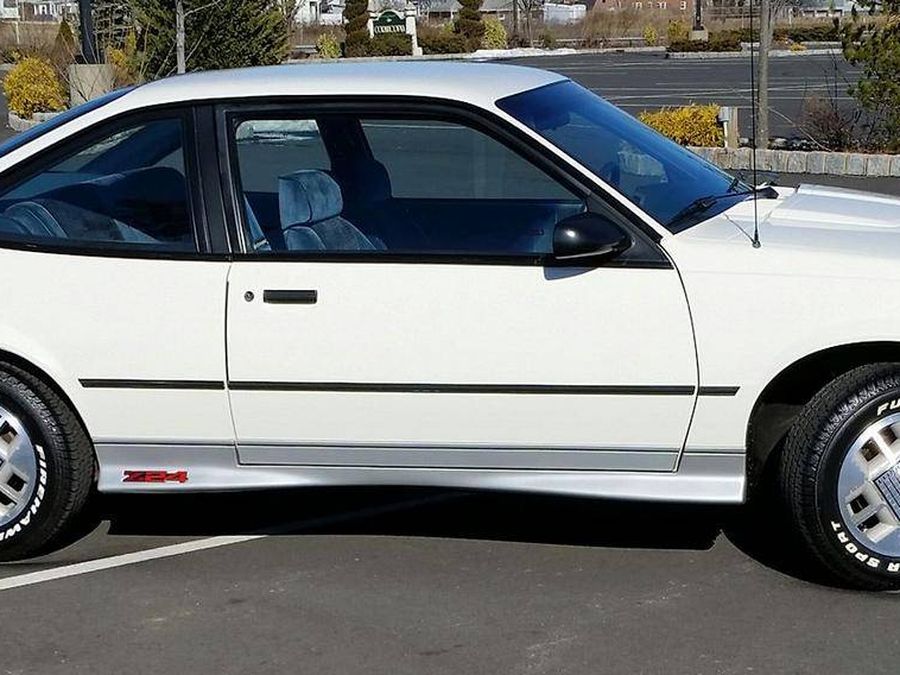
<box><xmin>262</xmin><ymin>290</ymin><xmax>318</xmax><ymax>305</ymax></box>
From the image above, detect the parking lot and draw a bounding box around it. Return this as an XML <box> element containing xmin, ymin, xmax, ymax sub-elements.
<box><xmin>6</xmin><ymin>489</ymin><xmax>900</xmax><ymax>674</ymax></box>
<box><xmin>505</xmin><ymin>51</ymin><xmax>861</xmax><ymax>139</ymax></box>
<box><xmin>2</xmin><ymin>57</ymin><xmax>900</xmax><ymax>674</ymax></box>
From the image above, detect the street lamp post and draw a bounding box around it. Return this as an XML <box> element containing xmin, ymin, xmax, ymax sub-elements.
<box><xmin>78</xmin><ymin>0</ymin><xmax>97</xmax><ymax>63</ymax></box>
<box><xmin>690</xmin><ymin>0</ymin><xmax>709</xmax><ymax>40</ymax></box>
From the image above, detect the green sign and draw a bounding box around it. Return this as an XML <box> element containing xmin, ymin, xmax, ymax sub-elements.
<box><xmin>373</xmin><ymin>9</ymin><xmax>406</xmax><ymax>34</ymax></box>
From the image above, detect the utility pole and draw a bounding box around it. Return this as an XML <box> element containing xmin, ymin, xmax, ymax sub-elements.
<box><xmin>78</xmin><ymin>0</ymin><xmax>97</xmax><ymax>63</ymax></box>
<box><xmin>756</xmin><ymin>0</ymin><xmax>771</xmax><ymax>149</ymax></box>
<box><xmin>176</xmin><ymin>0</ymin><xmax>186</xmax><ymax>74</ymax></box>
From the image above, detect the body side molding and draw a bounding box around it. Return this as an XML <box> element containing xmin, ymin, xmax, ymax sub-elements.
<box><xmin>79</xmin><ymin>380</ymin><xmax>740</xmax><ymax>396</ymax></box>
<box><xmin>94</xmin><ymin>443</ymin><xmax>745</xmax><ymax>503</ymax></box>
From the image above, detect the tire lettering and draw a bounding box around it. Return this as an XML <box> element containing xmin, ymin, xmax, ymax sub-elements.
<box><xmin>1</xmin><ymin>445</ymin><xmax>48</xmax><ymax>542</ymax></box>
<box><xmin>878</xmin><ymin>398</ymin><xmax>900</xmax><ymax>416</ymax></box>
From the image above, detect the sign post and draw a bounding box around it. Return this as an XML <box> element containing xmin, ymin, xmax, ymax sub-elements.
<box><xmin>371</xmin><ymin>4</ymin><xmax>422</xmax><ymax>56</ymax></box>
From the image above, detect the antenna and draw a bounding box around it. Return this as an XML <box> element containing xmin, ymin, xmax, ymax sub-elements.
<box><xmin>748</xmin><ymin>0</ymin><xmax>761</xmax><ymax>248</ymax></box>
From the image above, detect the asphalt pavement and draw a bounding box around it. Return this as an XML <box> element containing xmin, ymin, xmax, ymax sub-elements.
<box><xmin>1</xmin><ymin>58</ymin><xmax>900</xmax><ymax>675</ymax></box>
<box><xmin>5</xmin><ymin>489</ymin><xmax>898</xmax><ymax>675</ymax></box>
<box><xmin>505</xmin><ymin>51</ymin><xmax>861</xmax><ymax>140</ymax></box>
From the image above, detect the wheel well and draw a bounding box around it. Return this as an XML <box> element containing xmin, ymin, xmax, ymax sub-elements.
<box><xmin>747</xmin><ymin>342</ymin><xmax>900</xmax><ymax>487</ymax></box>
<box><xmin>0</xmin><ymin>348</ymin><xmax>92</xmax><ymax>439</ymax></box>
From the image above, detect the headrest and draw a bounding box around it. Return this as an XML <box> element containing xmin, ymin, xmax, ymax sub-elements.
<box><xmin>278</xmin><ymin>170</ymin><xmax>343</xmax><ymax>228</ymax></box>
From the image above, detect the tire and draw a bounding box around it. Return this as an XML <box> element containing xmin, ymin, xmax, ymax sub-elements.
<box><xmin>0</xmin><ymin>362</ymin><xmax>95</xmax><ymax>561</ymax></box>
<box><xmin>781</xmin><ymin>363</ymin><xmax>900</xmax><ymax>590</ymax></box>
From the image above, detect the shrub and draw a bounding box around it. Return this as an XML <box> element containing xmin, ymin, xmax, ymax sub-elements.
<box><xmin>131</xmin><ymin>0</ymin><xmax>290</xmax><ymax>76</ymax></box>
<box><xmin>343</xmin><ymin>0</ymin><xmax>371</xmax><ymax>57</ymax></box>
<box><xmin>3</xmin><ymin>56</ymin><xmax>66</xmax><ymax>119</ymax></box>
<box><xmin>639</xmin><ymin>104</ymin><xmax>724</xmax><ymax>147</ymax></box>
<box><xmin>455</xmin><ymin>0</ymin><xmax>485</xmax><ymax>51</ymax></box>
<box><xmin>779</xmin><ymin>23</ymin><xmax>840</xmax><ymax>43</ymax></box>
<box><xmin>107</xmin><ymin>31</ymin><xmax>142</xmax><ymax>86</ymax></box>
<box><xmin>801</xmin><ymin>93</ymin><xmax>857</xmax><ymax>151</ymax></box>
<box><xmin>316</xmin><ymin>32</ymin><xmax>341</xmax><ymax>59</ymax></box>
<box><xmin>481</xmin><ymin>17</ymin><xmax>508</xmax><ymax>49</ymax></box>
<box><xmin>642</xmin><ymin>25</ymin><xmax>659</xmax><ymax>47</ymax></box>
<box><xmin>666</xmin><ymin>19</ymin><xmax>688</xmax><ymax>44</ymax></box>
<box><xmin>668</xmin><ymin>32</ymin><xmax>741</xmax><ymax>52</ymax></box>
<box><xmin>842</xmin><ymin>5</ymin><xmax>900</xmax><ymax>152</ymax></box>
<box><xmin>0</xmin><ymin>47</ymin><xmax>20</xmax><ymax>64</ymax></box>
<box><xmin>369</xmin><ymin>33</ymin><xmax>412</xmax><ymax>56</ymax></box>
<box><xmin>539</xmin><ymin>31</ymin><xmax>556</xmax><ymax>49</ymax></box>
<box><xmin>419</xmin><ymin>32</ymin><xmax>468</xmax><ymax>54</ymax></box>
<box><xmin>51</xmin><ymin>19</ymin><xmax>76</xmax><ymax>65</ymax></box>
<box><xmin>789</xmin><ymin>41</ymin><xmax>807</xmax><ymax>52</ymax></box>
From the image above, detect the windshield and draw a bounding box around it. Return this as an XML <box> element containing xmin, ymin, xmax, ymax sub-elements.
<box><xmin>0</xmin><ymin>87</ymin><xmax>134</xmax><ymax>160</ymax></box>
<box><xmin>497</xmin><ymin>81</ymin><xmax>748</xmax><ymax>233</ymax></box>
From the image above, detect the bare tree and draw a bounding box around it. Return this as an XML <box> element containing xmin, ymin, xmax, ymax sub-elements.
<box><xmin>173</xmin><ymin>0</ymin><xmax>224</xmax><ymax>75</ymax></box>
<box><xmin>176</xmin><ymin>0</ymin><xmax>186</xmax><ymax>74</ymax></box>
<box><xmin>755</xmin><ymin>0</ymin><xmax>801</xmax><ymax>148</ymax></box>
<box><xmin>756</xmin><ymin>0</ymin><xmax>771</xmax><ymax>148</ymax></box>
<box><xmin>517</xmin><ymin>0</ymin><xmax>544</xmax><ymax>45</ymax></box>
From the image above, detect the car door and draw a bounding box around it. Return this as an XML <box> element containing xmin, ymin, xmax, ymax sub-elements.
<box><xmin>222</xmin><ymin>101</ymin><xmax>698</xmax><ymax>472</ymax></box>
<box><xmin>0</xmin><ymin>107</ymin><xmax>233</xmax><ymax>460</ymax></box>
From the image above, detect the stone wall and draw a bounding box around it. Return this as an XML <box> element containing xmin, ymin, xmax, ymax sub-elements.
<box><xmin>689</xmin><ymin>147</ymin><xmax>900</xmax><ymax>177</ymax></box>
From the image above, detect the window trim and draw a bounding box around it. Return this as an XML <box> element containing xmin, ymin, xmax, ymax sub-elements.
<box><xmin>214</xmin><ymin>96</ymin><xmax>670</xmax><ymax>268</ymax></box>
<box><xmin>0</xmin><ymin>104</ymin><xmax>218</xmax><ymax>261</ymax></box>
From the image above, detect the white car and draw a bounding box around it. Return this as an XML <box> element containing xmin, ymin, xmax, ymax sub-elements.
<box><xmin>0</xmin><ymin>62</ymin><xmax>898</xmax><ymax>589</ymax></box>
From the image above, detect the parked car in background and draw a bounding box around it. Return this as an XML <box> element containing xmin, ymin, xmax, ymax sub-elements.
<box><xmin>0</xmin><ymin>63</ymin><xmax>900</xmax><ymax>590</ymax></box>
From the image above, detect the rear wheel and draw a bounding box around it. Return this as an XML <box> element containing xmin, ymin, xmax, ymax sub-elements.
<box><xmin>781</xmin><ymin>363</ymin><xmax>900</xmax><ymax>590</ymax></box>
<box><xmin>0</xmin><ymin>363</ymin><xmax>94</xmax><ymax>561</ymax></box>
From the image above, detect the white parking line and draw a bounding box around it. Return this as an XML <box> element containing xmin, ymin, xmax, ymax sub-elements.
<box><xmin>0</xmin><ymin>492</ymin><xmax>461</xmax><ymax>592</ymax></box>
<box><xmin>0</xmin><ymin>536</ymin><xmax>264</xmax><ymax>592</ymax></box>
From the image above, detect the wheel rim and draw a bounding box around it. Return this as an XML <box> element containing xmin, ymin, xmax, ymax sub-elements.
<box><xmin>838</xmin><ymin>411</ymin><xmax>900</xmax><ymax>558</ymax></box>
<box><xmin>0</xmin><ymin>404</ymin><xmax>39</xmax><ymax>529</ymax></box>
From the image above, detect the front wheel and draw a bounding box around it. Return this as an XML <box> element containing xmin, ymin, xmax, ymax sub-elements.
<box><xmin>0</xmin><ymin>363</ymin><xmax>95</xmax><ymax>561</ymax></box>
<box><xmin>781</xmin><ymin>363</ymin><xmax>900</xmax><ymax>590</ymax></box>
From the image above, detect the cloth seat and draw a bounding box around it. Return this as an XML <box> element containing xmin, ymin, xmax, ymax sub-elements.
<box><xmin>277</xmin><ymin>170</ymin><xmax>377</xmax><ymax>252</ymax></box>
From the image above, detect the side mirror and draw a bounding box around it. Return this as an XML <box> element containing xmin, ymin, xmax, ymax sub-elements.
<box><xmin>551</xmin><ymin>212</ymin><xmax>632</xmax><ymax>265</ymax></box>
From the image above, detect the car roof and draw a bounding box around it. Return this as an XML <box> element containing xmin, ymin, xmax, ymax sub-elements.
<box><xmin>123</xmin><ymin>61</ymin><xmax>567</xmax><ymax>110</ymax></box>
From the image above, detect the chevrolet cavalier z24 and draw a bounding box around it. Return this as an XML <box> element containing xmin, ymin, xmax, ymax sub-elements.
<box><xmin>0</xmin><ymin>62</ymin><xmax>899</xmax><ymax>589</ymax></box>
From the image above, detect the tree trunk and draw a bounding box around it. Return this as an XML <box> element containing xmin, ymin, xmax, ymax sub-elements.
<box><xmin>176</xmin><ymin>0</ymin><xmax>186</xmax><ymax>74</ymax></box>
<box><xmin>756</xmin><ymin>0</ymin><xmax>772</xmax><ymax>149</ymax></box>
<box><xmin>512</xmin><ymin>0</ymin><xmax>519</xmax><ymax>40</ymax></box>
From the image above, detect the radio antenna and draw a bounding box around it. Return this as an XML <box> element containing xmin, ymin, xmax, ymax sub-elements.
<box><xmin>748</xmin><ymin>0</ymin><xmax>761</xmax><ymax>248</ymax></box>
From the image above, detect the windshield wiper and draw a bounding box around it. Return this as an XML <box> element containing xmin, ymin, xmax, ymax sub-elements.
<box><xmin>666</xmin><ymin>183</ymin><xmax>775</xmax><ymax>228</ymax></box>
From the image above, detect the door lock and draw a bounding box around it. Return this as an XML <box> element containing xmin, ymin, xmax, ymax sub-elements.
<box><xmin>244</xmin><ymin>291</ymin><xmax>255</xmax><ymax>302</ymax></box>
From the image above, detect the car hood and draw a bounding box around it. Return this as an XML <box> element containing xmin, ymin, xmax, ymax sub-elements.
<box><xmin>677</xmin><ymin>184</ymin><xmax>900</xmax><ymax>265</ymax></box>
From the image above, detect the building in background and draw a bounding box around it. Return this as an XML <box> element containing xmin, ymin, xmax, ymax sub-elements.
<box><xmin>422</xmin><ymin>0</ymin><xmax>522</xmax><ymax>22</ymax></box>
<box><xmin>2</xmin><ymin>0</ymin><xmax>76</xmax><ymax>21</ymax></box>
<box><xmin>543</xmin><ymin>2</ymin><xmax>586</xmax><ymax>23</ymax></box>
<box><xmin>795</xmin><ymin>0</ymin><xmax>859</xmax><ymax>17</ymax></box>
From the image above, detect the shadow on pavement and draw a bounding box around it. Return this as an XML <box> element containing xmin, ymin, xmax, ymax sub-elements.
<box><xmin>101</xmin><ymin>487</ymin><xmax>727</xmax><ymax>551</ymax></box>
<box><xmin>92</xmin><ymin>478</ymin><xmax>846</xmax><ymax>586</ymax></box>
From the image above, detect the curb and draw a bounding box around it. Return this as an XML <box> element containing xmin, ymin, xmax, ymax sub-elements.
<box><xmin>690</xmin><ymin>146</ymin><xmax>900</xmax><ymax>177</ymax></box>
<box><xmin>668</xmin><ymin>48</ymin><xmax>842</xmax><ymax>59</ymax></box>
<box><xmin>286</xmin><ymin>45</ymin><xmax>666</xmax><ymax>64</ymax></box>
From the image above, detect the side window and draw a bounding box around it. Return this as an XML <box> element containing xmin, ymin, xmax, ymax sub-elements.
<box><xmin>0</xmin><ymin>117</ymin><xmax>195</xmax><ymax>252</ymax></box>
<box><xmin>231</xmin><ymin>113</ymin><xmax>584</xmax><ymax>257</ymax></box>
<box><xmin>362</xmin><ymin>119</ymin><xmax>573</xmax><ymax>201</ymax></box>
